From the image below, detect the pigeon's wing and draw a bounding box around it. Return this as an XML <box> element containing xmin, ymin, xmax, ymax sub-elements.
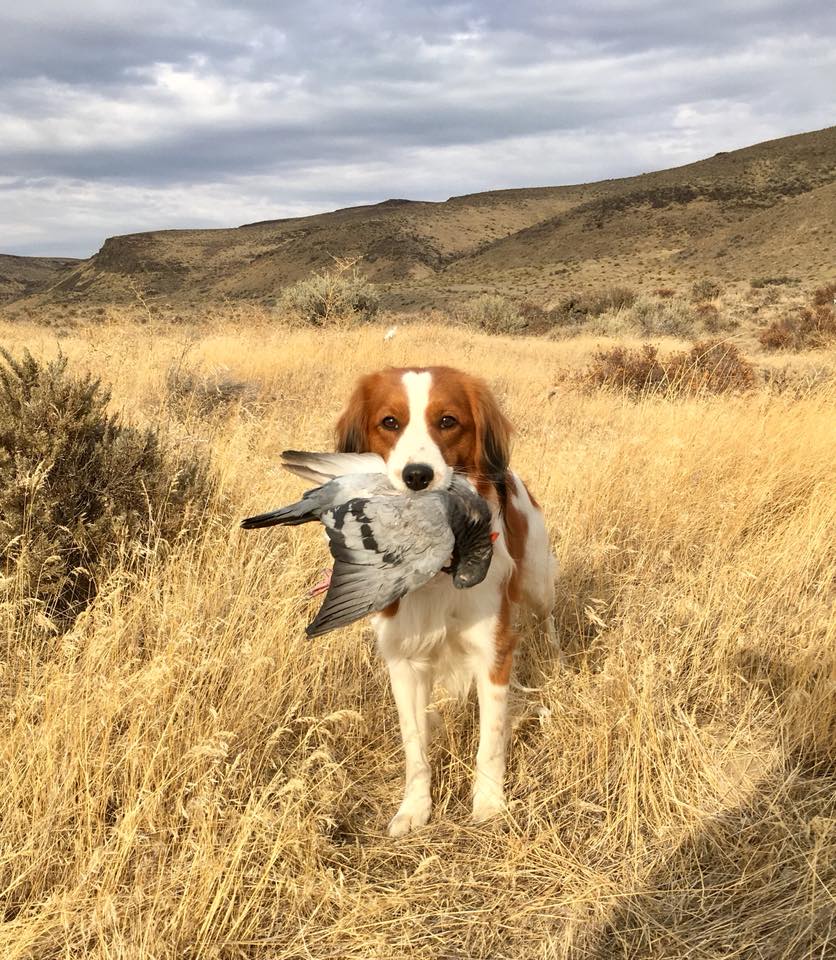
<box><xmin>241</xmin><ymin>473</ymin><xmax>393</xmax><ymax>529</ymax></box>
<box><xmin>241</xmin><ymin>476</ymin><xmax>346</xmax><ymax>528</ymax></box>
<box><xmin>442</xmin><ymin>485</ymin><xmax>495</xmax><ymax>589</ymax></box>
<box><xmin>281</xmin><ymin>450</ymin><xmax>388</xmax><ymax>486</ymax></box>
<box><xmin>305</xmin><ymin>494</ymin><xmax>454</xmax><ymax>637</ymax></box>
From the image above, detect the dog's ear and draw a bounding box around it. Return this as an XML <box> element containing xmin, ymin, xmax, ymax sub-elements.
<box><xmin>474</xmin><ymin>380</ymin><xmax>512</xmax><ymax>479</ymax></box>
<box><xmin>335</xmin><ymin>380</ymin><xmax>369</xmax><ymax>453</ymax></box>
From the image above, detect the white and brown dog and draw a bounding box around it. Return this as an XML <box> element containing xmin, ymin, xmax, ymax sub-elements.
<box><xmin>335</xmin><ymin>366</ymin><xmax>556</xmax><ymax>836</ymax></box>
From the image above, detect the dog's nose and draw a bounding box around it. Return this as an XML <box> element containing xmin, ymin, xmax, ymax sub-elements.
<box><xmin>402</xmin><ymin>463</ymin><xmax>434</xmax><ymax>491</ymax></box>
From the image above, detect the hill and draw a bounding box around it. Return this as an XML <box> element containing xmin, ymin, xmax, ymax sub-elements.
<box><xmin>10</xmin><ymin>126</ymin><xmax>836</xmax><ymax>311</ymax></box>
<box><xmin>0</xmin><ymin>254</ymin><xmax>82</xmax><ymax>304</ymax></box>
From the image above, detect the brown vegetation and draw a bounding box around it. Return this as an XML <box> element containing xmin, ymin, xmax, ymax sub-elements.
<box><xmin>581</xmin><ymin>339</ymin><xmax>756</xmax><ymax>396</ymax></box>
<box><xmin>812</xmin><ymin>281</ymin><xmax>836</xmax><ymax>306</ymax></box>
<box><xmin>759</xmin><ymin>298</ymin><xmax>836</xmax><ymax>351</ymax></box>
<box><xmin>0</xmin><ymin>315</ymin><xmax>833</xmax><ymax>958</ymax></box>
<box><xmin>556</xmin><ymin>285</ymin><xmax>637</xmax><ymax>321</ymax></box>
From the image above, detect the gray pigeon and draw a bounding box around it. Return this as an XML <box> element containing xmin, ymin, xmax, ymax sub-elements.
<box><xmin>241</xmin><ymin>451</ymin><xmax>494</xmax><ymax>637</ymax></box>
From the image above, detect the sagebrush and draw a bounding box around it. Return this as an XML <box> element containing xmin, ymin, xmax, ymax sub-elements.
<box><xmin>628</xmin><ymin>295</ymin><xmax>697</xmax><ymax>337</ymax></box>
<box><xmin>280</xmin><ymin>264</ymin><xmax>380</xmax><ymax>324</ymax></box>
<box><xmin>0</xmin><ymin>348</ymin><xmax>211</xmax><ymax>628</ymax></box>
<box><xmin>557</xmin><ymin>285</ymin><xmax>637</xmax><ymax>321</ymax></box>
<box><xmin>459</xmin><ymin>293</ymin><xmax>527</xmax><ymax>334</ymax></box>
<box><xmin>166</xmin><ymin>357</ymin><xmax>260</xmax><ymax>419</ymax></box>
<box><xmin>690</xmin><ymin>278</ymin><xmax>722</xmax><ymax>301</ymax></box>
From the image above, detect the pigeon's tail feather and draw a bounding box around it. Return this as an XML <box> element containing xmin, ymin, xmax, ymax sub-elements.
<box><xmin>280</xmin><ymin>463</ymin><xmax>332</xmax><ymax>486</ymax></box>
<box><xmin>305</xmin><ymin>561</ymin><xmax>407</xmax><ymax>637</ymax></box>
<box><xmin>240</xmin><ymin>499</ymin><xmax>318</xmax><ymax>529</ymax></box>
<box><xmin>281</xmin><ymin>450</ymin><xmax>386</xmax><ymax>486</ymax></box>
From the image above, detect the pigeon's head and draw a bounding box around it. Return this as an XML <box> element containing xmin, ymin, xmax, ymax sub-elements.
<box><xmin>446</xmin><ymin>488</ymin><xmax>494</xmax><ymax>590</ymax></box>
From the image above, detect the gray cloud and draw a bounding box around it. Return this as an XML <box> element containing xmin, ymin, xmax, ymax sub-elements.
<box><xmin>2</xmin><ymin>1</ymin><xmax>834</xmax><ymax>256</ymax></box>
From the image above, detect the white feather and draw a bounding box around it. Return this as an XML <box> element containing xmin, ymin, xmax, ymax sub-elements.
<box><xmin>280</xmin><ymin>450</ymin><xmax>387</xmax><ymax>486</ymax></box>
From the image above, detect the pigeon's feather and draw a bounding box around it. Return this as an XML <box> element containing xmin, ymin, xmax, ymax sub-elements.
<box><xmin>281</xmin><ymin>450</ymin><xmax>387</xmax><ymax>486</ymax></box>
<box><xmin>306</xmin><ymin>566</ymin><xmax>409</xmax><ymax>636</ymax></box>
<box><xmin>241</xmin><ymin>449</ymin><xmax>495</xmax><ymax>636</ymax></box>
<box><xmin>305</xmin><ymin>495</ymin><xmax>456</xmax><ymax>636</ymax></box>
<box><xmin>240</xmin><ymin>473</ymin><xmax>392</xmax><ymax>529</ymax></box>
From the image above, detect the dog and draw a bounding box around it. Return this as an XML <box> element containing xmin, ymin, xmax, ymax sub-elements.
<box><xmin>335</xmin><ymin>365</ymin><xmax>556</xmax><ymax>836</ymax></box>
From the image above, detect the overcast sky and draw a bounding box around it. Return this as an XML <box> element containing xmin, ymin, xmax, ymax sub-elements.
<box><xmin>2</xmin><ymin>1</ymin><xmax>834</xmax><ymax>257</ymax></box>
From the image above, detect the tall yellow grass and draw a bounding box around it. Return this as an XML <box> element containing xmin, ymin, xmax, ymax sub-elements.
<box><xmin>1</xmin><ymin>318</ymin><xmax>834</xmax><ymax>958</ymax></box>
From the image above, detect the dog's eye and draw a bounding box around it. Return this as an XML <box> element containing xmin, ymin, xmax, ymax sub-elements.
<box><xmin>439</xmin><ymin>415</ymin><xmax>458</xmax><ymax>430</ymax></box>
<box><xmin>381</xmin><ymin>416</ymin><xmax>400</xmax><ymax>431</ymax></box>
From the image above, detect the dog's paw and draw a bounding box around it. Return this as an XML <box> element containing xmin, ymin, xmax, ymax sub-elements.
<box><xmin>472</xmin><ymin>786</ymin><xmax>506</xmax><ymax>823</ymax></box>
<box><xmin>388</xmin><ymin>796</ymin><xmax>432</xmax><ymax>837</ymax></box>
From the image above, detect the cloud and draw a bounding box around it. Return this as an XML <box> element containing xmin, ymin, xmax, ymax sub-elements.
<box><xmin>2</xmin><ymin>0</ymin><xmax>834</xmax><ymax>256</ymax></box>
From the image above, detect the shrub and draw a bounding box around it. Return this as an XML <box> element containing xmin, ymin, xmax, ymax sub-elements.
<box><xmin>629</xmin><ymin>296</ymin><xmax>697</xmax><ymax>337</ymax></box>
<box><xmin>166</xmin><ymin>362</ymin><xmax>259</xmax><ymax>419</ymax></box>
<box><xmin>671</xmin><ymin>339</ymin><xmax>757</xmax><ymax>393</ymax></box>
<box><xmin>0</xmin><ymin>349</ymin><xmax>211</xmax><ymax>628</ymax></box>
<box><xmin>693</xmin><ymin>301</ymin><xmax>739</xmax><ymax>334</ymax></box>
<box><xmin>750</xmin><ymin>276</ymin><xmax>797</xmax><ymax>289</ymax></box>
<box><xmin>582</xmin><ymin>344</ymin><xmax>668</xmax><ymax>395</ymax></box>
<box><xmin>811</xmin><ymin>282</ymin><xmax>836</xmax><ymax>307</ymax></box>
<box><xmin>694</xmin><ymin>302</ymin><xmax>721</xmax><ymax>326</ymax></box>
<box><xmin>581</xmin><ymin>339</ymin><xmax>755</xmax><ymax>396</ymax></box>
<box><xmin>654</xmin><ymin>287</ymin><xmax>676</xmax><ymax>299</ymax></box>
<box><xmin>761</xmin><ymin>364</ymin><xmax>833</xmax><ymax>396</ymax></box>
<box><xmin>691</xmin><ymin>278</ymin><xmax>722</xmax><ymax>301</ymax></box>
<box><xmin>280</xmin><ymin>262</ymin><xmax>379</xmax><ymax>325</ymax></box>
<box><xmin>759</xmin><ymin>287</ymin><xmax>782</xmax><ymax>305</ymax></box>
<box><xmin>557</xmin><ymin>285</ymin><xmax>637</xmax><ymax>321</ymax></box>
<box><xmin>758</xmin><ymin>322</ymin><xmax>794</xmax><ymax>351</ymax></box>
<box><xmin>758</xmin><ymin>304</ymin><xmax>836</xmax><ymax>351</ymax></box>
<box><xmin>460</xmin><ymin>294</ymin><xmax>527</xmax><ymax>334</ymax></box>
<box><xmin>517</xmin><ymin>300</ymin><xmax>549</xmax><ymax>325</ymax></box>
<box><xmin>582</xmin><ymin>309</ymin><xmax>636</xmax><ymax>339</ymax></box>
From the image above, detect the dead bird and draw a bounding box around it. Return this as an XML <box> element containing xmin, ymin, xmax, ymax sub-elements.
<box><xmin>241</xmin><ymin>450</ymin><xmax>495</xmax><ymax>637</ymax></box>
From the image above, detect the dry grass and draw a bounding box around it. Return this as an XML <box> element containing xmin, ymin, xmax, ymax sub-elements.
<box><xmin>0</xmin><ymin>316</ymin><xmax>834</xmax><ymax>959</ymax></box>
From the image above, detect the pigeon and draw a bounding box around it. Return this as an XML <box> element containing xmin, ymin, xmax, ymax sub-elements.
<box><xmin>241</xmin><ymin>450</ymin><xmax>495</xmax><ymax>637</ymax></box>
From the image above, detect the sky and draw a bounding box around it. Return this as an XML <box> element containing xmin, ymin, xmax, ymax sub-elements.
<box><xmin>2</xmin><ymin>1</ymin><xmax>834</xmax><ymax>257</ymax></box>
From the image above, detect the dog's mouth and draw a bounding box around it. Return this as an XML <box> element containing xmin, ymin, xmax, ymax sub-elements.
<box><xmin>387</xmin><ymin>465</ymin><xmax>454</xmax><ymax>493</ymax></box>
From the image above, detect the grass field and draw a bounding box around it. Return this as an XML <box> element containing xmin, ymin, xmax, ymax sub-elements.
<box><xmin>1</xmin><ymin>317</ymin><xmax>834</xmax><ymax>958</ymax></box>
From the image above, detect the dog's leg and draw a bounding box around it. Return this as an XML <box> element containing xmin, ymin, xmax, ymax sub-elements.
<box><xmin>534</xmin><ymin>560</ymin><xmax>559</xmax><ymax>650</ymax></box>
<box><xmin>464</xmin><ymin>614</ymin><xmax>514</xmax><ymax>822</ymax></box>
<box><xmin>384</xmin><ymin>656</ymin><xmax>433</xmax><ymax>837</ymax></box>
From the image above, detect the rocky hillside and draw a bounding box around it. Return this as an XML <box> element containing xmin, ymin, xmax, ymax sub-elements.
<box><xmin>0</xmin><ymin>255</ymin><xmax>82</xmax><ymax>304</ymax></box>
<box><xmin>9</xmin><ymin>126</ymin><xmax>836</xmax><ymax>311</ymax></box>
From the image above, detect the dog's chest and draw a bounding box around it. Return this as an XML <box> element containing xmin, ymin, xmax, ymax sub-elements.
<box><xmin>372</xmin><ymin>521</ymin><xmax>514</xmax><ymax>661</ymax></box>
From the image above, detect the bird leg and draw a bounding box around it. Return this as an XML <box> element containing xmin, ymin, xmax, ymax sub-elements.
<box><xmin>307</xmin><ymin>568</ymin><xmax>333</xmax><ymax>597</ymax></box>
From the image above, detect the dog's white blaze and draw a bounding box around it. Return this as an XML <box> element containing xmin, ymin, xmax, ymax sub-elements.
<box><xmin>386</xmin><ymin>371</ymin><xmax>452</xmax><ymax>491</ymax></box>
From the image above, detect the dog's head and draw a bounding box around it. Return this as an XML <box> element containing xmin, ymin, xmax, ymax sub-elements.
<box><xmin>336</xmin><ymin>366</ymin><xmax>512</xmax><ymax>494</ymax></box>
